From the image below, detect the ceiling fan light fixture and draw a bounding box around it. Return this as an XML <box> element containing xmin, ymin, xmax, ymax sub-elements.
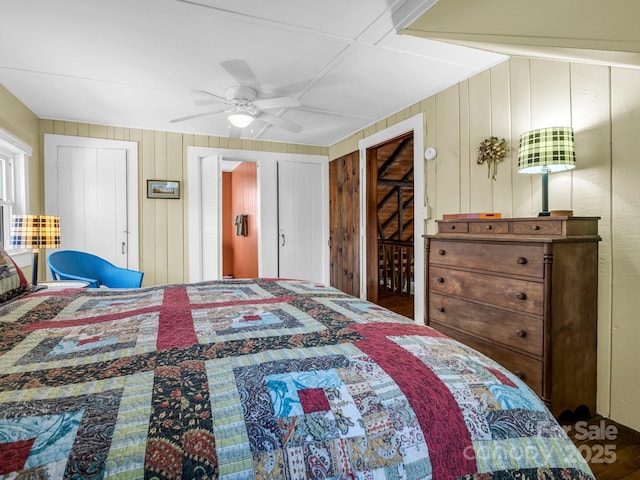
<box><xmin>227</xmin><ymin>111</ymin><xmax>254</xmax><ymax>128</ymax></box>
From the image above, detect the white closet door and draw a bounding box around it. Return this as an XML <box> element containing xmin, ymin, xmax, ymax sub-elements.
<box><xmin>278</xmin><ymin>160</ymin><xmax>324</xmax><ymax>283</ymax></box>
<box><xmin>201</xmin><ymin>156</ymin><xmax>220</xmax><ymax>280</ymax></box>
<box><xmin>45</xmin><ymin>136</ymin><xmax>138</xmax><ymax>270</ymax></box>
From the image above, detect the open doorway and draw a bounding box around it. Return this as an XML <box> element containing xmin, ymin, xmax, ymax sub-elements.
<box><xmin>221</xmin><ymin>161</ymin><xmax>258</xmax><ymax>279</ymax></box>
<box><xmin>358</xmin><ymin>114</ymin><xmax>425</xmax><ymax>323</ymax></box>
<box><xmin>366</xmin><ymin>132</ymin><xmax>415</xmax><ymax>319</ymax></box>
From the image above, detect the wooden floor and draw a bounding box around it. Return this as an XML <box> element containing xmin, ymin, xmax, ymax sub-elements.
<box><xmin>560</xmin><ymin>414</ymin><xmax>640</xmax><ymax>479</ymax></box>
<box><xmin>376</xmin><ymin>290</ymin><xmax>414</xmax><ymax>319</ymax></box>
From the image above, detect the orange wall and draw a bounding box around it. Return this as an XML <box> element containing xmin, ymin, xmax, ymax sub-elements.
<box><xmin>221</xmin><ymin>172</ymin><xmax>233</xmax><ymax>276</ymax></box>
<box><xmin>222</xmin><ymin>163</ymin><xmax>258</xmax><ymax>278</ymax></box>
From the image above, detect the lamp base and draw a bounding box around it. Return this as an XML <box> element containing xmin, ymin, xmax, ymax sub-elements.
<box><xmin>32</xmin><ymin>249</ymin><xmax>39</xmax><ymax>286</ymax></box>
<box><xmin>538</xmin><ymin>211</ymin><xmax>551</xmax><ymax>217</ymax></box>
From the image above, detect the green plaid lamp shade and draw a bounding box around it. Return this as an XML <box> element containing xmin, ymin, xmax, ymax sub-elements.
<box><xmin>9</xmin><ymin>215</ymin><xmax>61</xmax><ymax>249</ymax></box>
<box><xmin>518</xmin><ymin>127</ymin><xmax>576</xmax><ymax>174</ymax></box>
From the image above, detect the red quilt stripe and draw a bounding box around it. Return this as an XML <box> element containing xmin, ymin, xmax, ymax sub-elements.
<box><xmin>351</xmin><ymin>323</ymin><xmax>476</xmax><ymax>479</ymax></box>
<box><xmin>157</xmin><ymin>287</ymin><xmax>199</xmax><ymax>351</ymax></box>
<box><xmin>23</xmin><ymin>295</ymin><xmax>294</xmax><ymax>332</ymax></box>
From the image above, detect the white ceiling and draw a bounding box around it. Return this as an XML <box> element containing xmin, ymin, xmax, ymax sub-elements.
<box><xmin>0</xmin><ymin>0</ymin><xmax>507</xmax><ymax>146</ymax></box>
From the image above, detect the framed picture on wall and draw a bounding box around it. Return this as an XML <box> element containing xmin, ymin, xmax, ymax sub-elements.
<box><xmin>147</xmin><ymin>180</ymin><xmax>180</xmax><ymax>199</ymax></box>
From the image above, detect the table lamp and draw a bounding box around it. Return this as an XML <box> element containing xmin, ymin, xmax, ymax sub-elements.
<box><xmin>517</xmin><ymin>126</ymin><xmax>576</xmax><ymax>216</ymax></box>
<box><xmin>9</xmin><ymin>215</ymin><xmax>61</xmax><ymax>285</ymax></box>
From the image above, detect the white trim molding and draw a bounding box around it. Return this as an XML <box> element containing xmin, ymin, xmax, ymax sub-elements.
<box><xmin>358</xmin><ymin>113</ymin><xmax>425</xmax><ymax>323</ymax></box>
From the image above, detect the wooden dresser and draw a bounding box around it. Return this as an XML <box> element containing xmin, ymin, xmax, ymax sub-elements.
<box><xmin>424</xmin><ymin>216</ymin><xmax>600</xmax><ymax>417</ymax></box>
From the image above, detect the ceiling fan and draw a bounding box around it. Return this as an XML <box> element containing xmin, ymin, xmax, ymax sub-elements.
<box><xmin>170</xmin><ymin>85</ymin><xmax>303</xmax><ymax>134</ymax></box>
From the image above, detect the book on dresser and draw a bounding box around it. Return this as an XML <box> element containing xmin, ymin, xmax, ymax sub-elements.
<box><xmin>424</xmin><ymin>216</ymin><xmax>600</xmax><ymax>418</ymax></box>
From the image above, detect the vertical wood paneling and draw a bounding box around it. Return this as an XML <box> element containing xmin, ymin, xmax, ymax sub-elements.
<box><xmin>458</xmin><ymin>80</ymin><xmax>471</xmax><ymax>211</ymax></box>
<box><xmin>610</xmin><ymin>67</ymin><xmax>640</xmax><ymax>432</ymax></box>
<box><xmin>423</xmin><ymin>96</ymin><xmax>437</xmax><ymax>234</ymax></box>
<box><xmin>221</xmin><ymin>172</ymin><xmax>233</xmax><ymax>276</ymax></box>
<box><xmin>141</xmin><ymin>129</ymin><xmax>156</xmax><ymax>285</ymax></box>
<box><xmin>230</xmin><ymin>162</ymin><xmax>258</xmax><ymax>278</ymax></box>
<box><xmin>530</xmin><ymin>60</ymin><xmax>573</xmax><ymax>212</ymax></box>
<box><xmin>166</xmin><ymin>132</ymin><xmax>183</xmax><ymax>284</ymax></box>
<box><xmin>570</xmin><ymin>63</ymin><xmax>613</xmax><ymax>416</ymax></box>
<box><xmin>154</xmin><ymin>131</ymin><xmax>168</xmax><ymax>285</ymax></box>
<box><xmin>434</xmin><ymin>85</ymin><xmax>461</xmax><ymax>218</ymax></box>
<box><xmin>490</xmin><ymin>61</ymin><xmax>513</xmax><ymax>216</ymax></box>
<box><xmin>468</xmin><ymin>71</ymin><xmax>493</xmax><ymax>212</ymax></box>
<box><xmin>509</xmin><ymin>58</ymin><xmax>533</xmax><ymax>217</ymax></box>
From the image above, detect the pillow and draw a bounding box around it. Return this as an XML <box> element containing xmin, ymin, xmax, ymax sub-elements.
<box><xmin>0</xmin><ymin>244</ymin><xmax>30</xmax><ymax>304</ymax></box>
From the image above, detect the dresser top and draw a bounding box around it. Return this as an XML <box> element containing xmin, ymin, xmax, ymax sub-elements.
<box><xmin>427</xmin><ymin>216</ymin><xmax>600</xmax><ymax>242</ymax></box>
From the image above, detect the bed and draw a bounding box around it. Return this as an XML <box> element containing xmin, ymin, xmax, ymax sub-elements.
<box><xmin>0</xmin><ymin>250</ymin><xmax>593</xmax><ymax>479</ymax></box>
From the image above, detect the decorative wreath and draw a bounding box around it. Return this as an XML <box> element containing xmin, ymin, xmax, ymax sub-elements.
<box><xmin>476</xmin><ymin>136</ymin><xmax>508</xmax><ymax>180</ymax></box>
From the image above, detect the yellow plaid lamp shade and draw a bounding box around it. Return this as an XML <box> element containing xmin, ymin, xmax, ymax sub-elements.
<box><xmin>517</xmin><ymin>126</ymin><xmax>576</xmax><ymax>216</ymax></box>
<box><xmin>517</xmin><ymin>126</ymin><xmax>576</xmax><ymax>174</ymax></box>
<box><xmin>9</xmin><ymin>215</ymin><xmax>61</xmax><ymax>249</ymax></box>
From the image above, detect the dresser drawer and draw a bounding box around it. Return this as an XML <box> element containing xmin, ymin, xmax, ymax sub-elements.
<box><xmin>429</xmin><ymin>266</ymin><xmax>544</xmax><ymax>315</ymax></box>
<box><xmin>437</xmin><ymin>222</ymin><xmax>469</xmax><ymax>234</ymax></box>
<box><xmin>429</xmin><ymin>293</ymin><xmax>543</xmax><ymax>356</ymax></box>
<box><xmin>430</xmin><ymin>240</ymin><xmax>544</xmax><ymax>278</ymax></box>
<box><xmin>432</xmin><ymin>322</ymin><xmax>543</xmax><ymax>396</ymax></box>
<box><xmin>469</xmin><ymin>221</ymin><xmax>509</xmax><ymax>234</ymax></box>
<box><xmin>511</xmin><ymin>220</ymin><xmax>563</xmax><ymax>236</ymax></box>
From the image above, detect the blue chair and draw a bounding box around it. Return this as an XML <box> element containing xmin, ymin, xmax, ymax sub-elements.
<box><xmin>48</xmin><ymin>250</ymin><xmax>143</xmax><ymax>288</ymax></box>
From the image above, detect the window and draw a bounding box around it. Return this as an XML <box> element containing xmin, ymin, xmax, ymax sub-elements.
<box><xmin>0</xmin><ymin>129</ymin><xmax>31</xmax><ymax>249</ymax></box>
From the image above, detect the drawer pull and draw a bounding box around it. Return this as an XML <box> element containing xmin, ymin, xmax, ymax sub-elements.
<box><xmin>437</xmin><ymin>277</ymin><xmax>445</xmax><ymax>284</ymax></box>
<box><xmin>532</xmin><ymin>225</ymin><xmax>540</xmax><ymax>231</ymax></box>
<box><xmin>516</xmin><ymin>257</ymin><xmax>527</xmax><ymax>265</ymax></box>
<box><xmin>516</xmin><ymin>292</ymin><xmax>527</xmax><ymax>300</ymax></box>
<box><xmin>437</xmin><ymin>306</ymin><xmax>445</xmax><ymax>313</ymax></box>
<box><xmin>516</xmin><ymin>329</ymin><xmax>527</xmax><ymax>338</ymax></box>
<box><xmin>486</xmin><ymin>225</ymin><xmax>493</xmax><ymax>230</ymax></box>
<box><xmin>438</xmin><ymin>249</ymin><xmax>446</xmax><ymax>256</ymax></box>
<box><xmin>449</xmin><ymin>225</ymin><xmax>456</xmax><ymax>230</ymax></box>
<box><xmin>514</xmin><ymin>371</ymin><xmax>526</xmax><ymax>380</ymax></box>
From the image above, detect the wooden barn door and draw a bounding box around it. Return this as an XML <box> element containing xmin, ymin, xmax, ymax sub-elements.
<box><xmin>329</xmin><ymin>152</ymin><xmax>360</xmax><ymax>296</ymax></box>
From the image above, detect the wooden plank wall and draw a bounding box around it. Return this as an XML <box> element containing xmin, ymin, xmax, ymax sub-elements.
<box><xmin>328</xmin><ymin>57</ymin><xmax>640</xmax><ymax>432</ymax></box>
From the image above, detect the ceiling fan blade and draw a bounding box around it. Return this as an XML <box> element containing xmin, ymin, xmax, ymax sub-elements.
<box><xmin>193</xmin><ymin>89</ymin><xmax>228</xmax><ymax>102</ymax></box>
<box><xmin>193</xmin><ymin>98</ymin><xmax>230</xmax><ymax>107</ymax></box>
<box><xmin>253</xmin><ymin>96</ymin><xmax>301</xmax><ymax>110</ymax></box>
<box><xmin>220</xmin><ymin>59</ymin><xmax>260</xmax><ymax>89</ymax></box>
<box><xmin>169</xmin><ymin>108</ymin><xmax>226</xmax><ymax>123</ymax></box>
<box><xmin>258</xmin><ymin>112</ymin><xmax>303</xmax><ymax>133</ymax></box>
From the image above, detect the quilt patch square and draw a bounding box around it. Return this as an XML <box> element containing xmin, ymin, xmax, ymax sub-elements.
<box><xmin>276</xmin><ymin>280</ymin><xmax>340</xmax><ymax>295</ymax></box>
<box><xmin>0</xmin><ymin>391</ymin><xmax>121</xmax><ymax>478</ymax></box>
<box><xmin>315</xmin><ymin>297</ymin><xmax>413</xmax><ymax>324</ymax></box>
<box><xmin>298</xmin><ymin>387</ymin><xmax>330</xmax><ymax>414</ymax></box>
<box><xmin>2</xmin><ymin>313</ymin><xmax>159</xmax><ymax>374</ymax></box>
<box><xmin>193</xmin><ymin>302</ymin><xmax>326</xmax><ymax>343</ymax></box>
<box><xmin>186</xmin><ymin>282</ymin><xmax>274</xmax><ymax>304</ymax></box>
<box><xmin>61</xmin><ymin>289</ymin><xmax>165</xmax><ymax>319</ymax></box>
<box><xmin>0</xmin><ymin>372</ymin><xmax>154</xmax><ymax>480</ymax></box>
<box><xmin>206</xmin><ymin>344</ymin><xmax>431</xmax><ymax>479</ymax></box>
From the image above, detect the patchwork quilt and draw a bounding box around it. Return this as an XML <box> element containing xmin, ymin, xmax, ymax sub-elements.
<box><xmin>0</xmin><ymin>278</ymin><xmax>593</xmax><ymax>479</ymax></box>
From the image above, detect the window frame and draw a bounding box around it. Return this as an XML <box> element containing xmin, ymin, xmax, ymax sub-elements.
<box><xmin>0</xmin><ymin>128</ymin><xmax>31</xmax><ymax>267</ymax></box>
